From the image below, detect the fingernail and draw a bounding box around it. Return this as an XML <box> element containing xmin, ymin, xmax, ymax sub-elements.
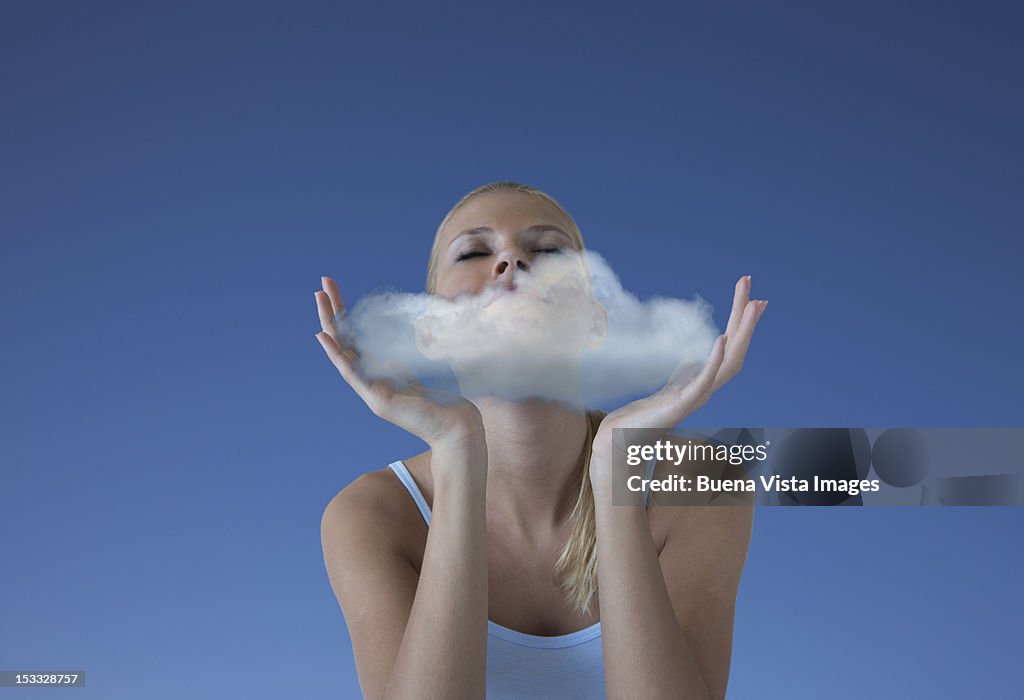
<box><xmin>745</xmin><ymin>275</ymin><xmax>751</xmax><ymax>286</ymax></box>
<box><xmin>757</xmin><ymin>301</ymin><xmax>767</xmax><ymax>319</ymax></box>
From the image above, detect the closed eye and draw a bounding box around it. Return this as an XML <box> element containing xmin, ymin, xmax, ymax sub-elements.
<box><xmin>457</xmin><ymin>247</ymin><xmax>563</xmax><ymax>262</ymax></box>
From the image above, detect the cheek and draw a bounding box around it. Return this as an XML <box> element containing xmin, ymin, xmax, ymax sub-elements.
<box><xmin>534</xmin><ymin>249</ymin><xmax>587</xmax><ymax>281</ymax></box>
<box><xmin>540</xmin><ymin>261</ymin><xmax>591</xmax><ymax>301</ymax></box>
<box><xmin>436</xmin><ymin>265</ymin><xmax>483</xmax><ymax>299</ymax></box>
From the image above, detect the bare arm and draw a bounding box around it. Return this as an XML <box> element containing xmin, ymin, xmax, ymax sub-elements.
<box><xmin>315</xmin><ymin>277</ymin><xmax>491</xmax><ymax>699</ymax></box>
<box><xmin>322</xmin><ymin>440</ymin><xmax>489</xmax><ymax>700</ymax></box>
<box><xmin>592</xmin><ymin>476</ymin><xmax>753</xmax><ymax>699</ymax></box>
<box><xmin>588</xmin><ymin>274</ymin><xmax>765</xmax><ymax>698</ymax></box>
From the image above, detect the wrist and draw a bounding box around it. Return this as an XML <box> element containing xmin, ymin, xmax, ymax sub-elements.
<box><xmin>589</xmin><ymin>445</ymin><xmax>648</xmax><ymax>507</ymax></box>
<box><xmin>429</xmin><ymin>427</ymin><xmax>488</xmax><ymax>487</ymax></box>
<box><xmin>428</xmin><ymin>406</ymin><xmax>486</xmax><ymax>450</ymax></box>
<box><xmin>429</xmin><ymin>424</ymin><xmax>486</xmax><ymax>453</ymax></box>
<box><xmin>430</xmin><ymin>439</ymin><xmax>489</xmax><ymax>496</ymax></box>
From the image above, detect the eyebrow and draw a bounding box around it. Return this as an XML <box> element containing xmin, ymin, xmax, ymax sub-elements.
<box><xmin>447</xmin><ymin>225</ymin><xmax>573</xmax><ymax>249</ymax></box>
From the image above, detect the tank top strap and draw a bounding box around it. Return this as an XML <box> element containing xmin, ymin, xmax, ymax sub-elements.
<box><xmin>388</xmin><ymin>461</ymin><xmax>432</xmax><ymax>526</ymax></box>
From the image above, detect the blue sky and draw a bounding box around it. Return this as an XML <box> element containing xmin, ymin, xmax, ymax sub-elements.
<box><xmin>2</xmin><ymin>2</ymin><xmax>1021</xmax><ymax>698</ymax></box>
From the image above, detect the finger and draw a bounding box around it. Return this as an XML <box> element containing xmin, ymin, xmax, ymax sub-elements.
<box><xmin>725</xmin><ymin>275</ymin><xmax>750</xmax><ymax>339</ymax></box>
<box><xmin>316</xmin><ymin>291</ymin><xmax>360</xmax><ymax>362</ymax></box>
<box><xmin>694</xmin><ymin>333</ymin><xmax>728</xmax><ymax>395</ymax></box>
<box><xmin>314</xmin><ymin>331</ymin><xmax>356</xmax><ymax>379</ymax></box>
<box><xmin>315</xmin><ymin>331</ymin><xmax>377</xmax><ymax>401</ymax></box>
<box><xmin>322</xmin><ymin>276</ymin><xmax>346</xmax><ymax>318</ymax></box>
<box><xmin>315</xmin><ymin>290</ymin><xmax>341</xmax><ymax>340</ymax></box>
<box><xmin>321</xmin><ymin>279</ymin><xmax>363</xmax><ymax>355</ymax></box>
<box><xmin>713</xmin><ymin>300</ymin><xmax>765</xmax><ymax>393</ymax></box>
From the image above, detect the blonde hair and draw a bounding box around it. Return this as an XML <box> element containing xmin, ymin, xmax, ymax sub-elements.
<box><xmin>425</xmin><ymin>181</ymin><xmax>610</xmax><ymax>613</ymax></box>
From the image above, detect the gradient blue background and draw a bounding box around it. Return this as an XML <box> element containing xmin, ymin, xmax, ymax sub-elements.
<box><xmin>2</xmin><ymin>2</ymin><xmax>1021</xmax><ymax>698</ymax></box>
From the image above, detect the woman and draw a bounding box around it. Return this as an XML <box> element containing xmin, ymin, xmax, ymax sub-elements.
<box><xmin>316</xmin><ymin>182</ymin><xmax>766</xmax><ymax>699</ymax></box>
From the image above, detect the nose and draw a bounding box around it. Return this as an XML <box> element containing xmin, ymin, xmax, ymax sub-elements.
<box><xmin>493</xmin><ymin>247</ymin><xmax>530</xmax><ymax>283</ymax></box>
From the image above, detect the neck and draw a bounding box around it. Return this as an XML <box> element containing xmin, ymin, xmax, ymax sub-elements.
<box><xmin>471</xmin><ymin>395</ymin><xmax>590</xmax><ymax>534</ymax></box>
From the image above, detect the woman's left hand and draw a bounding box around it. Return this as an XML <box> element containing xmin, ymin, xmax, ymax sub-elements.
<box><xmin>590</xmin><ymin>275</ymin><xmax>767</xmax><ymax>475</ymax></box>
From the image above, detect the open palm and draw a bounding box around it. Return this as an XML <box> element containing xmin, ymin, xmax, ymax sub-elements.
<box><xmin>314</xmin><ymin>276</ymin><xmax>483</xmax><ymax>447</ymax></box>
<box><xmin>591</xmin><ymin>275</ymin><xmax>767</xmax><ymax>461</ymax></box>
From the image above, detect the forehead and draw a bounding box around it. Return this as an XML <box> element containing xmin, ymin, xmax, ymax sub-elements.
<box><xmin>440</xmin><ymin>192</ymin><xmax>573</xmax><ymax>247</ymax></box>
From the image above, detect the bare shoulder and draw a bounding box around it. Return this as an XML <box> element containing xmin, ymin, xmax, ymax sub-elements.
<box><xmin>321</xmin><ymin>464</ymin><xmax>427</xmax><ymax>564</ymax></box>
<box><xmin>320</xmin><ymin>463</ymin><xmax>429</xmax><ymax>698</ymax></box>
<box><xmin>323</xmin><ymin>468</ymin><xmax>408</xmax><ymax>527</ymax></box>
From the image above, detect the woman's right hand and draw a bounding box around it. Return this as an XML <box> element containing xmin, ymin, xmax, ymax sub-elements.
<box><xmin>314</xmin><ymin>276</ymin><xmax>485</xmax><ymax>450</ymax></box>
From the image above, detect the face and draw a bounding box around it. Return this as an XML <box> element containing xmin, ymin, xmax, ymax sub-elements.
<box><xmin>416</xmin><ymin>192</ymin><xmax>607</xmax><ymax>377</ymax></box>
<box><xmin>433</xmin><ymin>191</ymin><xmax>584</xmax><ymax>300</ymax></box>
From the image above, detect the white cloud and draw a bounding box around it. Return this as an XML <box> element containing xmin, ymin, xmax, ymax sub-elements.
<box><xmin>336</xmin><ymin>250</ymin><xmax>719</xmax><ymax>407</ymax></box>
